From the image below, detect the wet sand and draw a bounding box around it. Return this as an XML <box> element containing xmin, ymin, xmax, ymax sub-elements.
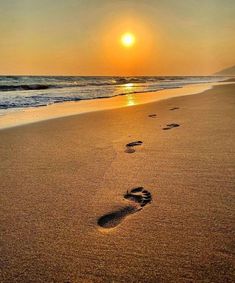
<box><xmin>1</xmin><ymin>84</ymin><xmax>235</xmax><ymax>282</ymax></box>
<box><xmin>0</xmin><ymin>82</ymin><xmax>228</xmax><ymax>130</ymax></box>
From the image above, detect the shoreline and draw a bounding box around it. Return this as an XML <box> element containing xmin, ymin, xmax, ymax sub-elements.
<box><xmin>0</xmin><ymin>81</ymin><xmax>233</xmax><ymax>130</ymax></box>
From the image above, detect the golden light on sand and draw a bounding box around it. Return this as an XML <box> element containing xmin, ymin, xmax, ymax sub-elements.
<box><xmin>121</xmin><ymin>33</ymin><xmax>135</xmax><ymax>47</ymax></box>
<box><xmin>126</xmin><ymin>94</ymin><xmax>135</xmax><ymax>106</ymax></box>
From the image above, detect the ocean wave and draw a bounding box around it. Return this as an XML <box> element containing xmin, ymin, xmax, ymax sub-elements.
<box><xmin>0</xmin><ymin>76</ymin><xmax>226</xmax><ymax>111</ymax></box>
<box><xmin>0</xmin><ymin>86</ymin><xmax>180</xmax><ymax>109</ymax></box>
<box><xmin>0</xmin><ymin>81</ymin><xmax>145</xmax><ymax>92</ymax></box>
<box><xmin>0</xmin><ymin>84</ymin><xmax>53</xmax><ymax>91</ymax></box>
<box><xmin>0</xmin><ymin>76</ymin><xmax>180</xmax><ymax>92</ymax></box>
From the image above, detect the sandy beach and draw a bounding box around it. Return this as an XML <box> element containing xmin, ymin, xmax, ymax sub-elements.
<box><xmin>1</xmin><ymin>83</ymin><xmax>235</xmax><ymax>282</ymax></box>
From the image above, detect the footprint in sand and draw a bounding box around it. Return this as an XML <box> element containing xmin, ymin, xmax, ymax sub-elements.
<box><xmin>163</xmin><ymin>123</ymin><xmax>180</xmax><ymax>130</ymax></box>
<box><xmin>170</xmin><ymin>107</ymin><xmax>179</xmax><ymax>111</ymax></box>
<box><xmin>125</xmin><ymin>141</ymin><xmax>143</xmax><ymax>153</ymax></box>
<box><xmin>97</xmin><ymin>187</ymin><xmax>152</xmax><ymax>229</ymax></box>
<box><xmin>148</xmin><ymin>114</ymin><xmax>157</xmax><ymax>118</ymax></box>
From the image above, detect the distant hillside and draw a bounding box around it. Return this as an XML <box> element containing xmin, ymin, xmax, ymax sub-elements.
<box><xmin>214</xmin><ymin>65</ymin><xmax>235</xmax><ymax>76</ymax></box>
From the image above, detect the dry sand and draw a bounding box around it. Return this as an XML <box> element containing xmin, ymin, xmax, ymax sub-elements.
<box><xmin>1</xmin><ymin>84</ymin><xmax>235</xmax><ymax>282</ymax></box>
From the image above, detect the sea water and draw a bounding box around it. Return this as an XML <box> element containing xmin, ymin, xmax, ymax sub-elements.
<box><xmin>0</xmin><ymin>76</ymin><xmax>227</xmax><ymax>115</ymax></box>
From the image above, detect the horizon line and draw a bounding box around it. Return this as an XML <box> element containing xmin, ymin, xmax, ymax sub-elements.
<box><xmin>0</xmin><ymin>74</ymin><xmax>228</xmax><ymax>77</ymax></box>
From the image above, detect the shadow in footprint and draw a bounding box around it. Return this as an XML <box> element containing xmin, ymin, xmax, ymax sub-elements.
<box><xmin>170</xmin><ymin>107</ymin><xmax>179</xmax><ymax>111</ymax></box>
<box><xmin>97</xmin><ymin>206</ymin><xmax>136</xmax><ymax>229</ymax></box>
<box><xmin>97</xmin><ymin>187</ymin><xmax>152</xmax><ymax>229</ymax></box>
<box><xmin>163</xmin><ymin>123</ymin><xmax>180</xmax><ymax>130</ymax></box>
<box><xmin>125</xmin><ymin>141</ymin><xmax>143</xmax><ymax>153</ymax></box>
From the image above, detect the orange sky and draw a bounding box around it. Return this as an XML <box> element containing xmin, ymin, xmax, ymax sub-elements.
<box><xmin>1</xmin><ymin>0</ymin><xmax>235</xmax><ymax>75</ymax></box>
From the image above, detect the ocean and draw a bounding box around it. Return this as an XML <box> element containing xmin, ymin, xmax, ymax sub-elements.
<box><xmin>0</xmin><ymin>76</ymin><xmax>226</xmax><ymax>115</ymax></box>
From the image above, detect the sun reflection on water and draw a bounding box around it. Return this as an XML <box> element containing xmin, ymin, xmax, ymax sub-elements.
<box><xmin>125</xmin><ymin>83</ymin><xmax>134</xmax><ymax>89</ymax></box>
<box><xmin>121</xmin><ymin>83</ymin><xmax>137</xmax><ymax>106</ymax></box>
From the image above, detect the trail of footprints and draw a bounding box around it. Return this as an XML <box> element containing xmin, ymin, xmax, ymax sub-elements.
<box><xmin>97</xmin><ymin>107</ymin><xmax>180</xmax><ymax>230</ymax></box>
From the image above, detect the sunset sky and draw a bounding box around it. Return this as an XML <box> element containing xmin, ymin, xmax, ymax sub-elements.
<box><xmin>1</xmin><ymin>0</ymin><xmax>235</xmax><ymax>76</ymax></box>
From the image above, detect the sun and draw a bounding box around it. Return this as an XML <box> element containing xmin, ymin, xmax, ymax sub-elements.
<box><xmin>121</xmin><ymin>33</ymin><xmax>135</xmax><ymax>47</ymax></box>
